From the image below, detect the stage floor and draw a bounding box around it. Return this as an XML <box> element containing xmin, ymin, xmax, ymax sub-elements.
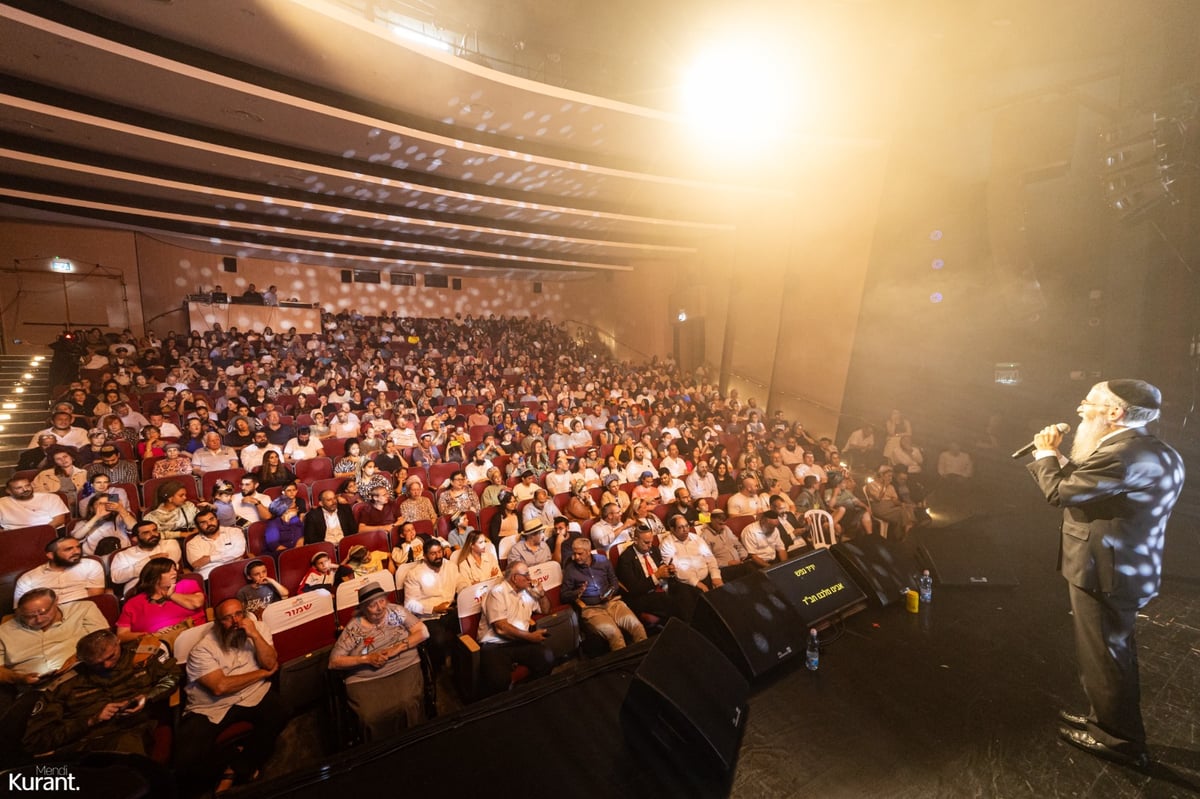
<box><xmin>256</xmin><ymin>474</ymin><xmax>1200</xmax><ymax>799</ymax></box>
<box><xmin>731</xmin><ymin>504</ymin><xmax>1200</xmax><ymax>799</ymax></box>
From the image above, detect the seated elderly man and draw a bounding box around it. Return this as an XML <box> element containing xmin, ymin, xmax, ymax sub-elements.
<box><xmin>22</xmin><ymin>629</ymin><xmax>179</xmax><ymax>756</ymax></box>
<box><xmin>191</xmin><ymin>431</ymin><xmax>239</xmax><ymax>475</ymax></box>
<box><xmin>763</xmin><ymin>450</ymin><xmax>796</xmax><ymax>494</ymax></box>
<box><xmin>506</xmin><ymin>518</ymin><xmax>563</xmax><ymax>567</ymax></box>
<box><xmin>303</xmin><ymin>489</ymin><xmax>359</xmax><ymax>546</ymax></box>
<box><xmin>696</xmin><ymin>510</ymin><xmax>754</xmax><ymax>582</ymax></box>
<box><xmin>476</xmin><ymin>562</ymin><xmax>554</xmax><ymax>697</ymax></box>
<box><xmin>684</xmin><ymin>460</ymin><xmax>718</xmax><ymax>501</ymax></box>
<box><xmin>0</xmin><ymin>589</ymin><xmax>107</xmax><ymax>700</ymax></box>
<box><xmin>0</xmin><ymin>475</ymin><xmax>69</xmax><ymax>531</ymax></box>
<box><xmin>659</xmin><ymin>514</ymin><xmax>724</xmax><ymax>592</ymax></box>
<box><xmin>521</xmin><ymin>488</ymin><xmax>558</xmax><ymax>530</ymax></box>
<box><xmin>561</xmin><ymin>538</ymin><xmax>646</xmax><ymax>652</ymax></box>
<box><xmin>14</xmin><ymin>537</ymin><xmax>106</xmax><ymax>605</ymax></box>
<box><xmin>615</xmin><ymin>528</ymin><xmax>688</xmax><ymax>622</ymax></box>
<box><xmin>590</xmin><ymin>501</ymin><xmax>634</xmax><ymax>552</ymax></box>
<box><xmin>740</xmin><ymin>510</ymin><xmax>790</xmax><ymax>567</ymax></box>
<box><xmin>330</xmin><ymin>584</ymin><xmax>429</xmax><ymax>741</ymax></box>
<box><xmin>176</xmin><ymin>599</ymin><xmax>288</xmax><ymax>796</ymax></box>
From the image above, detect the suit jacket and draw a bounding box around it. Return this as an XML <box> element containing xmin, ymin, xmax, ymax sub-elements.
<box><xmin>302</xmin><ymin>504</ymin><xmax>359</xmax><ymax>545</ymax></box>
<box><xmin>1027</xmin><ymin>427</ymin><xmax>1183</xmax><ymax>602</ymax></box>
<box><xmin>616</xmin><ymin>543</ymin><xmax>665</xmax><ymax>596</ymax></box>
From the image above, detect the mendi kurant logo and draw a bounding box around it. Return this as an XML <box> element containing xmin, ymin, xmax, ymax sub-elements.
<box><xmin>8</xmin><ymin>764</ymin><xmax>81</xmax><ymax>792</ymax></box>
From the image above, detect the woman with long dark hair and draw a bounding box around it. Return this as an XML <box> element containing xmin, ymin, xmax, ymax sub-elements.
<box><xmin>486</xmin><ymin>490</ymin><xmax>521</xmax><ymax>548</ymax></box>
<box><xmin>256</xmin><ymin>450</ymin><xmax>295</xmax><ymax>489</ymax></box>
<box><xmin>116</xmin><ymin>557</ymin><xmax>205</xmax><ymax>645</ymax></box>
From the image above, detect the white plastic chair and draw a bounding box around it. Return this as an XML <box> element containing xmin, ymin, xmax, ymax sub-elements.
<box><xmin>172</xmin><ymin>621</ymin><xmax>214</xmax><ymax>664</ymax></box>
<box><xmin>497</xmin><ymin>534</ymin><xmax>517</xmax><ymax>563</ymax></box>
<box><xmin>805</xmin><ymin>509</ymin><xmax>837</xmax><ymax>549</ymax></box>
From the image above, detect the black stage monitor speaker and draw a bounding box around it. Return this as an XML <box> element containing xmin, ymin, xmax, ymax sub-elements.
<box><xmin>621</xmin><ymin>618</ymin><xmax>749</xmax><ymax>774</ymax></box>
<box><xmin>831</xmin><ymin>537</ymin><xmax>922</xmax><ymax>608</ymax></box>
<box><xmin>763</xmin><ymin>548</ymin><xmax>868</xmax><ymax>630</ymax></box>
<box><xmin>690</xmin><ymin>570</ymin><xmax>804</xmax><ymax>679</ymax></box>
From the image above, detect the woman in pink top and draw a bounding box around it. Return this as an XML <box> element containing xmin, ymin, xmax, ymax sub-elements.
<box><xmin>116</xmin><ymin>557</ymin><xmax>206</xmax><ymax>645</ymax></box>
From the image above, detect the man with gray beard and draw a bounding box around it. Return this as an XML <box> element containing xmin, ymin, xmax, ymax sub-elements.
<box><xmin>1028</xmin><ymin>379</ymin><xmax>1184</xmax><ymax>770</ymax></box>
<box><xmin>176</xmin><ymin>598</ymin><xmax>288</xmax><ymax>795</ymax></box>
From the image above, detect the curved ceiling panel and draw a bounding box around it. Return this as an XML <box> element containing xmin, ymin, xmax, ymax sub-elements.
<box><xmin>0</xmin><ymin>0</ymin><xmax>774</xmax><ymax>278</ymax></box>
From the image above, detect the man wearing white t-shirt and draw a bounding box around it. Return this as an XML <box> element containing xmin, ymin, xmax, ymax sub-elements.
<box><xmin>13</xmin><ymin>538</ymin><xmax>105</xmax><ymax>605</ymax></box>
<box><xmin>0</xmin><ymin>476</ymin><xmax>69</xmax><ymax>531</ymax></box>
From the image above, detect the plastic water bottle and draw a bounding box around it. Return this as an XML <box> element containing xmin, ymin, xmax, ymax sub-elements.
<box><xmin>918</xmin><ymin>570</ymin><xmax>933</xmax><ymax>604</ymax></box>
<box><xmin>805</xmin><ymin>628</ymin><xmax>820</xmax><ymax>671</ymax></box>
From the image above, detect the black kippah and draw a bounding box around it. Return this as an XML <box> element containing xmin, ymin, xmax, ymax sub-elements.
<box><xmin>1106</xmin><ymin>379</ymin><xmax>1161</xmax><ymax>410</ymax></box>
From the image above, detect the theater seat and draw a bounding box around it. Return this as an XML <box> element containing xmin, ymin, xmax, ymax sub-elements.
<box><xmin>450</xmin><ymin>577</ymin><xmax>502</xmax><ymax>703</ymax></box>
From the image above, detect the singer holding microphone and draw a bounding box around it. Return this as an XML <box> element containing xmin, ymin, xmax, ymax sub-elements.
<box><xmin>1026</xmin><ymin>379</ymin><xmax>1184</xmax><ymax>769</ymax></box>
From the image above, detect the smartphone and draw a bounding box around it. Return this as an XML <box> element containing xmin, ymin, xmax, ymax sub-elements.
<box><xmin>107</xmin><ymin>493</ymin><xmax>120</xmax><ymax>502</ymax></box>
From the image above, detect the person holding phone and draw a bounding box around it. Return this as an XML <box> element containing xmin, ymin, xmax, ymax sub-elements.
<box><xmin>72</xmin><ymin>486</ymin><xmax>138</xmax><ymax>555</ymax></box>
<box><xmin>561</xmin><ymin>538</ymin><xmax>646</xmax><ymax>652</ymax></box>
<box><xmin>22</xmin><ymin>629</ymin><xmax>179</xmax><ymax>756</ymax></box>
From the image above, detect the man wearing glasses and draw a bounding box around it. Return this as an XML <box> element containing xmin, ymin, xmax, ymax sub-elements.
<box><xmin>0</xmin><ymin>588</ymin><xmax>107</xmax><ymax>693</ymax></box>
<box><xmin>1028</xmin><ymin>380</ymin><xmax>1184</xmax><ymax>769</ymax></box>
<box><xmin>476</xmin><ymin>562</ymin><xmax>553</xmax><ymax>696</ymax></box>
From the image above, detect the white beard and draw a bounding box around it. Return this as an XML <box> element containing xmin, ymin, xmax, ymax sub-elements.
<box><xmin>1070</xmin><ymin>414</ymin><xmax>1111</xmax><ymax>462</ymax></box>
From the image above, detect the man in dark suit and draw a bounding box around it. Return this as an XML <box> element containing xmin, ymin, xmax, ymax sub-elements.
<box><xmin>616</xmin><ymin>527</ymin><xmax>690</xmax><ymax>622</ymax></box>
<box><xmin>302</xmin><ymin>489</ymin><xmax>359</xmax><ymax>545</ymax></box>
<box><xmin>1028</xmin><ymin>379</ymin><xmax>1184</xmax><ymax>769</ymax></box>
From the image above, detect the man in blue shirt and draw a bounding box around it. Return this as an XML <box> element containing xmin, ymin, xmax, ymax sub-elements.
<box><xmin>561</xmin><ymin>538</ymin><xmax>645</xmax><ymax>652</ymax></box>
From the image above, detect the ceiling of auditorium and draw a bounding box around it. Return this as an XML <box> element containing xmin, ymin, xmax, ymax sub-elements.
<box><xmin>0</xmin><ymin>0</ymin><xmax>1154</xmax><ymax>280</ymax></box>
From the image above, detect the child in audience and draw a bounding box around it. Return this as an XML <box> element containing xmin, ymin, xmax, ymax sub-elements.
<box><xmin>298</xmin><ymin>551</ymin><xmax>337</xmax><ymax>594</ymax></box>
<box><xmin>335</xmin><ymin>544</ymin><xmax>388</xmax><ymax>581</ymax></box>
<box><xmin>236</xmin><ymin>559</ymin><xmax>289</xmax><ymax>619</ymax></box>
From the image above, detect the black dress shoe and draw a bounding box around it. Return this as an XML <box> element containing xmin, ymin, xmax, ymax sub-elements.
<box><xmin>1059</xmin><ymin>727</ymin><xmax>1149</xmax><ymax>769</ymax></box>
<box><xmin>1058</xmin><ymin>710</ymin><xmax>1088</xmax><ymax>729</ymax></box>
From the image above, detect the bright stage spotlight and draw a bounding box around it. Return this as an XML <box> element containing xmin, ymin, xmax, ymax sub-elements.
<box><xmin>680</xmin><ymin>37</ymin><xmax>801</xmax><ymax>147</ymax></box>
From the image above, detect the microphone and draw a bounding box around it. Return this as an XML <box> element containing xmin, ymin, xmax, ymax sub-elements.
<box><xmin>1010</xmin><ymin>423</ymin><xmax>1071</xmax><ymax>459</ymax></box>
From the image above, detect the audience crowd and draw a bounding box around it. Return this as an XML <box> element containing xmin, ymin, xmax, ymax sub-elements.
<box><xmin>0</xmin><ymin>311</ymin><xmax>976</xmax><ymax>794</ymax></box>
